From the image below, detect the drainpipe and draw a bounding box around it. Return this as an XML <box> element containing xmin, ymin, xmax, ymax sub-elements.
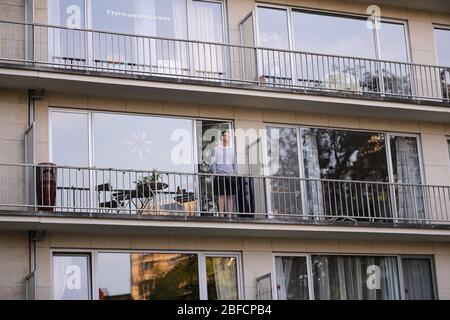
<box><xmin>26</xmin><ymin>230</ymin><xmax>46</xmax><ymax>300</ymax></box>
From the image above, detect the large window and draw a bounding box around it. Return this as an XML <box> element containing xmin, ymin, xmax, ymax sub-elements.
<box><xmin>266</xmin><ymin>126</ymin><xmax>423</xmax><ymax>220</ymax></box>
<box><xmin>50</xmin><ymin>110</ymin><xmax>234</xmax><ymax>214</ymax></box>
<box><xmin>257</xmin><ymin>7</ymin><xmax>409</xmax><ymax>61</ymax></box>
<box><xmin>254</xmin><ymin>6</ymin><xmax>411</xmax><ymax>94</ymax></box>
<box><xmin>275</xmin><ymin>254</ymin><xmax>436</xmax><ymax>300</ymax></box>
<box><xmin>53</xmin><ymin>251</ymin><xmax>242</xmax><ymax>300</ymax></box>
<box><xmin>49</xmin><ymin>0</ymin><xmax>226</xmax><ymax>75</ymax></box>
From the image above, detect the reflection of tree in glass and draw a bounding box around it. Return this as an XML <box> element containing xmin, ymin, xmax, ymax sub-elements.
<box><xmin>132</xmin><ymin>254</ymin><xmax>199</xmax><ymax>300</ymax></box>
<box><xmin>313</xmin><ymin>129</ymin><xmax>388</xmax><ymax>182</ymax></box>
<box><xmin>267</xmin><ymin>127</ymin><xmax>299</xmax><ymax>177</ymax></box>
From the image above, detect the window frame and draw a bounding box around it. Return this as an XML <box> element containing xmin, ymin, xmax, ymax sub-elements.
<box><xmin>272</xmin><ymin>252</ymin><xmax>437</xmax><ymax>300</ymax></box>
<box><xmin>51</xmin><ymin>248</ymin><xmax>243</xmax><ymax>300</ymax></box>
<box><xmin>253</xmin><ymin>3</ymin><xmax>411</xmax><ymax>63</ymax></box>
<box><xmin>432</xmin><ymin>24</ymin><xmax>450</xmax><ymax>67</ymax></box>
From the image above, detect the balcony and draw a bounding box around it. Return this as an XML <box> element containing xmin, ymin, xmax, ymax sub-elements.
<box><xmin>0</xmin><ymin>163</ymin><xmax>449</xmax><ymax>229</ymax></box>
<box><xmin>0</xmin><ymin>20</ymin><xmax>449</xmax><ymax>106</ymax></box>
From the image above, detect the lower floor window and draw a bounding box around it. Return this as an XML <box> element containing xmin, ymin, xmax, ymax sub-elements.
<box><xmin>275</xmin><ymin>255</ymin><xmax>436</xmax><ymax>300</ymax></box>
<box><xmin>52</xmin><ymin>251</ymin><xmax>241</xmax><ymax>300</ymax></box>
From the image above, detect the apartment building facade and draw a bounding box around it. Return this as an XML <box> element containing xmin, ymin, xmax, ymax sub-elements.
<box><xmin>0</xmin><ymin>0</ymin><xmax>449</xmax><ymax>300</ymax></box>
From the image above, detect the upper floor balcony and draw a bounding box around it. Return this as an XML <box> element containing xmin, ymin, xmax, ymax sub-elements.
<box><xmin>0</xmin><ymin>19</ymin><xmax>449</xmax><ymax>109</ymax></box>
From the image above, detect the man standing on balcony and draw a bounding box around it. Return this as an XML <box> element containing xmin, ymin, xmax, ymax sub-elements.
<box><xmin>211</xmin><ymin>130</ymin><xmax>237</xmax><ymax>215</ymax></box>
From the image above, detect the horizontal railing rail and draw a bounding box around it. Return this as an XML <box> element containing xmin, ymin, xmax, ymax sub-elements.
<box><xmin>0</xmin><ymin>163</ymin><xmax>449</xmax><ymax>226</ymax></box>
<box><xmin>0</xmin><ymin>20</ymin><xmax>449</xmax><ymax>103</ymax></box>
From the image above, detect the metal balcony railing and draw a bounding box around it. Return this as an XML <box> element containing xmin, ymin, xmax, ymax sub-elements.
<box><xmin>0</xmin><ymin>20</ymin><xmax>449</xmax><ymax>103</ymax></box>
<box><xmin>0</xmin><ymin>163</ymin><xmax>449</xmax><ymax>226</ymax></box>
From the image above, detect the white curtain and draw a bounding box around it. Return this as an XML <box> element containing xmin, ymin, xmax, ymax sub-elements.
<box><xmin>53</xmin><ymin>256</ymin><xmax>72</xmax><ymax>300</ymax></box>
<box><xmin>210</xmin><ymin>257</ymin><xmax>238</xmax><ymax>300</ymax></box>
<box><xmin>190</xmin><ymin>2</ymin><xmax>224</xmax><ymax>77</ymax></box>
<box><xmin>275</xmin><ymin>257</ymin><xmax>292</xmax><ymax>300</ymax></box>
<box><xmin>380</xmin><ymin>257</ymin><xmax>401</xmax><ymax>300</ymax></box>
<box><xmin>402</xmin><ymin>259</ymin><xmax>434</xmax><ymax>300</ymax></box>
<box><xmin>394</xmin><ymin>137</ymin><xmax>425</xmax><ymax>220</ymax></box>
<box><xmin>302</xmin><ymin>129</ymin><xmax>324</xmax><ymax>218</ymax></box>
<box><xmin>313</xmin><ymin>256</ymin><xmax>401</xmax><ymax>300</ymax></box>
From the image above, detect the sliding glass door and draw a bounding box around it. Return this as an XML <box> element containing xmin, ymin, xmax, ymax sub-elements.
<box><xmin>255</xmin><ymin>6</ymin><xmax>411</xmax><ymax>95</ymax></box>
<box><xmin>264</xmin><ymin>125</ymin><xmax>424</xmax><ymax>221</ymax></box>
<box><xmin>274</xmin><ymin>254</ymin><xmax>437</xmax><ymax>300</ymax></box>
<box><xmin>48</xmin><ymin>0</ymin><xmax>226</xmax><ymax>77</ymax></box>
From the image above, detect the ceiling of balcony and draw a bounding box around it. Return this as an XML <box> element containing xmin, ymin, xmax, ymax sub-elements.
<box><xmin>351</xmin><ymin>0</ymin><xmax>450</xmax><ymax>13</ymax></box>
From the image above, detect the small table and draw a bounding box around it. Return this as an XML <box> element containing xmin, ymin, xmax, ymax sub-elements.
<box><xmin>112</xmin><ymin>182</ymin><xmax>169</xmax><ymax>213</ymax></box>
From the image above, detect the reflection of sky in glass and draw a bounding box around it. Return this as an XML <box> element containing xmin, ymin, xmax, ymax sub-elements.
<box><xmin>53</xmin><ymin>255</ymin><xmax>90</xmax><ymax>300</ymax></box>
<box><xmin>378</xmin><ymin>22</ymin><xmax>408</xmax><ymax>62</ymax></box>
<box><xmin>92</xmin><ymin>0</ymin><xmax>187</xmax><ymax>38</ymax></box>
<box><xmin>52</xmin><ymin>112</ymin><xmax>89</xmax><ymax>166</ymax></box>
<box><xmin>435</xmin><ymin>28</ymin><xmax>450</xmax><ymax>66</ymax></box>
<box><xmin>292</xmin><ymin>11</ymin><xmax>376</xmax><ymax>59</ymax></box>
<box><xmin>257</xmin><ymin>7</ymin><xmax>289</xmax><ymax>49</ymax></box>
<box><xmin>97</xmin><ymin>253</ymin><xmax>131</xmax><ymax>297</ymax></box>
<box><xmin>94</xmin><ymin>113</ymin><xmax>194</xmax><ymax>173</ymax></box>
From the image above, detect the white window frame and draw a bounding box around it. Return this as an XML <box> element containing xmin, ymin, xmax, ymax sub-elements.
<box><xmin>51</xmin><ymin>249</ymin><xmax>243</xmax><ymax>300</ymax></box>
<box><xmin>263</xmin><ymin>124</ymin><xmax>426</xmax><ymax>220</ymax></box>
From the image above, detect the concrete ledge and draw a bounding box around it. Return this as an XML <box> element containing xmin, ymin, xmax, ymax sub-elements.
<box><xmin>1</xmin><ymin>210</ymin><xmax>450</xmax><ymax>242</ymax></box>
<box><xmin>0</xmin><ymin>63</ymin><xmax>449</xmax><ymax>123</ymax></box>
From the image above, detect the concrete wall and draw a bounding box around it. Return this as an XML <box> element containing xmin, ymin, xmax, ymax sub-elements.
<box><xmin>29</xmin><ymin>232</ymin><xmax>450</xmax><ymax>300</ymax></box>
<box><xmin>0</xmin><ymin>231</ymin><xmax>28</xmax><ymax>300</ymax></box>
<box><xmin>0</xmin><ymin>0</ymin><xmax>24</xmax><ymax>21</ymax></box>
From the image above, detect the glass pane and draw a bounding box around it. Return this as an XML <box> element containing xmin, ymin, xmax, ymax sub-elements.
<box><xmin>434</xmin><ymin>28</ymin><xmax>450</xmax><ymax>67</ymax></box>
<box><xmin>292</xmin><ymin>11</ymin><xmax>377</xmax><ymax>92</ymax></box>
<box><xmin>292</xmin><ymin>11</ymin><xmax>376</xmax><ymax>58</ymax></box>
<box><xmin>97</xmin><ymin>252</ymin><xmax>199</xmax><ymax>300</ymax></box>
<box><xmin>311</xmin><ymin>255</ymin><xmax>400</xmax><ymax>300</ymax></box>
<box><xmin>301</xmin><ymin>128</ymin><xmax>389</xmax><ymax>218</ymax></box>
<box><xmin>52</xmin><ymin>112</ymin><xmax>89</xmax><ymax>166</ymax></box>
<box><xmin>402</xmin><ymin>258</ymin><xmax>435</xmax><ymax>300</ymax></box>
<box><xmin>390</xmin><ymin>136</ymin><xmax>424</xmax><ymax>220</ymax></box>
<box><xmin>93</xmin><ymin>113</ymin><xmax>196</xmax><ymax>213</ymax></box>
<box><xmin>52</xmin><ymin>112</ymin><xmax>90</xmax><ymax>210</ymax></box>
<box><xmin>378</xmin><ymin>22</ymin><xmax>411</xmax><ymax>95</ymax></box>
<box><xmin>49</xmin><ymin>0</ymin><xmax>86</xmax><ymax>65</ymax></box>
<box><xmin>240</xmin><ymin>12</ymin><xmax>257</xmax><ymax>81</ymax></box>
<box><xmin>266</xmin><ymin>127</ymin><xmax>302</xmax><ymax>215</ymax></box>
<box><xmin>190</xmin><ymin>0</ymin><xmax>225</xmax><ymax>78</ymax></box>
<box><xmin>91</xmin><ymin>0</ymin><xmax>188</xmax><ymax>73</ymax></box>
<box><xmin>257</xmin><ymin>7</ymin><xmax>289</xmax><ymax>49</ymax></box>
<box><xmin>53</xmin><ymin>255</ymin><xmax>90</xmax><ymax>300</ymax></box>
<box><xmin>301</xmin><ymin>128</ymin><xmax>388</xmax><ymax>181</ymax></box>
<box><xmin>94</xmin><ymin>113</ymin><xmax>194</xmax><ymax>172</ymax></box>
<box><xmin>378</xmin><ymin>22</ymin><xmax>408</xmax><ymax>62</ymax></box>
<box><xmin>206</xmin><ymin>256</ymin><xmax>239</xmax><ymax>300</ymax></box>
<box><xmin>257</xmin><ymin>7</ymin><xmax>291</xmax><ymax>85</ymax></box>
<box><xmin>275</xmin><ymin>256</ymin><xmax>309</xmax><ymax>300</ymax></box>
<box><xmin>196</xmin><ymin>120</ymin><xmax>232</xmax><ymax>214</ymax></box>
